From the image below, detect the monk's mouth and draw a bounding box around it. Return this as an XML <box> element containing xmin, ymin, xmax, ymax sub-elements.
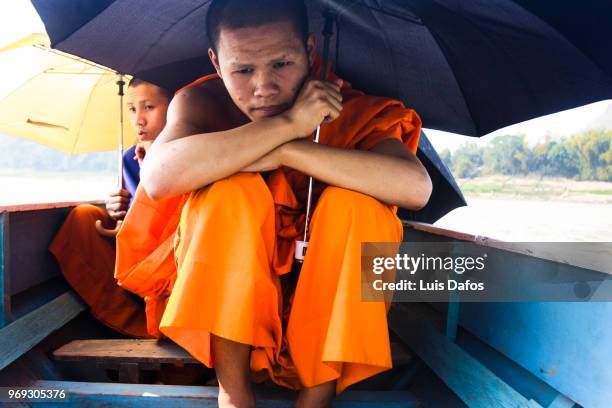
<box><xmin>252</xmin><ymin>105</ymin><xmax>287</xmax><ymax>117</ymax></box>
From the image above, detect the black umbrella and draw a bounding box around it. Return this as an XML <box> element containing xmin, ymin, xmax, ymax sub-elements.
<box><xmin>32</xmin><ymin>0</ymin><xmax>612</xmax><ymax>136</ymax></box>
<box><xmin>64</xmin><ymin>1</ymin><xmax>612</xmax><ymax>222</ymax></box>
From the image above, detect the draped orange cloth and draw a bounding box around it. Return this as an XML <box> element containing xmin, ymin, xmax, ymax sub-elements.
<box><xmin>115</xmin><ymin>73</ymin><xmax>421</xmax><ymax>394</ymax></box>
<box><xmin>49</xmin><ymin>204</ymin><xmax>150</xmax><ymax>338</ymax></box>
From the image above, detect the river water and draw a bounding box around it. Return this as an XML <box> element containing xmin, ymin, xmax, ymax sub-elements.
<box><xmin>1</xmin><ymin>174</ymin><xmax>611</xmax><ymax>242</ymax></box>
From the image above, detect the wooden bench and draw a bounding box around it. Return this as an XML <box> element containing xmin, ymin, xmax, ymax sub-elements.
<box><xmin>30</xmin><ymin>380</ymin><xmax>420</xmax><ymax>407</ymax></box>
<box><xmin>52</xmin><ymin>337</ymin><xmax>414</xmax><ymax>384</ymax></box>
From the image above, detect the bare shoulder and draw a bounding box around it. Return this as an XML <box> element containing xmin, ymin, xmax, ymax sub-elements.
<box><xmin>169</xmin><ymin>81</ymin><xmax>219</xmax><ymax>124</ymax></box>
<box><xmin>168</xmin><ymin>77</ymin><xmax>242</xmax><ymax>132</ymax></box>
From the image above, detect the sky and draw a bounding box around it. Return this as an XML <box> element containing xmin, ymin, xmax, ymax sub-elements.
<box><xmin>0</xmin><ymin>0</ymin><xmax>45</xmax><ymax>48</ymax></box>
<box><xmin>1</xmin><ymin>0</ymin><xmax>611</xmax><ymax>155</ymax></box>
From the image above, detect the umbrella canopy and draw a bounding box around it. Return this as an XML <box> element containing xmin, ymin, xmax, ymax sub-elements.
<box><xmin>0</xmin><ymin>33</ymin><xmax>136</xmax><ymax>154</ymax></box>
<box><xmin>30</xmin><ymin>0</ymin><xmax>471</xmax><ymax>223</ymax></box>
<box><xmin>32</xmin><ymin>0</ymin><xmax>612</xmax><ymax>137</ymax></box>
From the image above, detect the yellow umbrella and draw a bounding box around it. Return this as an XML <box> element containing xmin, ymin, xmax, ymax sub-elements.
<box><xmin>0</xmin><ymin>33</ymin><xmax>136</xmax><ymax>153</ymax></box>
<box><xmin>0</xmin><ymin>34</ymin><xmax>136</xmax><ymax>235</ymax></box>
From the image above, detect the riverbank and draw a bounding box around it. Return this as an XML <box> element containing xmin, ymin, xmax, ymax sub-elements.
<box><xmin>457</xmin><ymin>175</ymin><xmax>612</xmax><ymax>204</ymax></box>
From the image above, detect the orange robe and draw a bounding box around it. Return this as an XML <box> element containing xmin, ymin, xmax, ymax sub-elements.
<box><xmin>49</xmin><ymin>204</ymin><xmax>150</xmax><ymax>338</ymax></box>
<box><xmin>115</xmin><ymin>73</ymin><xmax>421</xmax><ymax>394</ymax></box>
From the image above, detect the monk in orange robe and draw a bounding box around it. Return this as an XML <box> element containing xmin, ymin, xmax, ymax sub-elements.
<box><xmin>49</xmin><ymin>79</ymin><xmax>171</xmax><ymax>338</ymax></box>
<box><xmin>116</xmin><ymin>0</ymin><xmax>432</xmax><ymax>406</ymax></box>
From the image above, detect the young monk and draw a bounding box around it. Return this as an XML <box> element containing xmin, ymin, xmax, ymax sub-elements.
<box><xmin>49</xmin><ymin>78</ymin><xmax>171</xmax><ymax>338</ymax></box>
<box><xmin>116</xmin><ymin>0</ymin><xmax>432</xmax><ymax>406</ymax></box>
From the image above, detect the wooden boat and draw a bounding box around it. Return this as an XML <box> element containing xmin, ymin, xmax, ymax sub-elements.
<box><xmin>0</xmin><ymin>201</ymin><xmax>610</xmax><ymax>407</ymax></box>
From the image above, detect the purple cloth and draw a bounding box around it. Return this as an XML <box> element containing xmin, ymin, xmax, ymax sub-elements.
<box><xmin>122</xmin><ymin>145</ymin><xmax>140</xmax><ymax>206</ymax></box>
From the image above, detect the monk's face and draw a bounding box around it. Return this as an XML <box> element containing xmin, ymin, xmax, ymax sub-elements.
<box><xmin>209</xmin><ymin>20</ymin><xmax>315</xmax><ymax>121</ymax></box>
<box><xmin>126</xmin><ymin>83</ymin><xmax>170</xmax><ymax>142</ymax></box>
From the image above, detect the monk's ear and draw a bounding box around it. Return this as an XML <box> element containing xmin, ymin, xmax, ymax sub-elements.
<box><xmin>306</xmin><ymin>33</ymin><xmax>316</xmax><ymax>68</ymax></box>
<box><xmin>208</xmin><ymin>48</ymin><xmax>222</xmax><ymax>77</ymax></box>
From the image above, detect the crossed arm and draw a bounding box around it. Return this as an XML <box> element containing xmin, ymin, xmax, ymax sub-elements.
<box><xmin>142</xmin><ymin>82</ymin><xmax>432</xmax><ymax>210</ymax></box>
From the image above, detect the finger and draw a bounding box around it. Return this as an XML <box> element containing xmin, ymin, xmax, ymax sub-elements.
<box><xmin>323</xmin><ymin>94</ymin><xmax>343</xmax><ymax>113</ymax></box>
<box><xmin>107</xmin><ymin>201</ymin><xmax>129</xmax><ymax>212</ymax></box>
<box><xmin>313</xmin><ymin>83</ymin><xmax>342</xmax><ymax>105</ymax></box>
<box><xmin>108</xmin><ymin>189</ymin><xmax>129</xmax><ymax>199</ymax></box>
<box><xmin>322</xmin><ymin>80</ymin><xmax>341</xmax><ymax>94</ymax></box>
<box><xmin>108</xmin><ymin>196</ymin><xmax>130</xmax><ymax>205</ymax></box>
<box><xmin>323</xmin><ymin>106</ymin><xmax>342</xmax><ymax>123</ymax></box>
<box><xmin>106</xmin><ymin>203</ymin><xmax>121</xmax><ymax>213</ymax></box>
<box><xmin>112</xmin><ymin>211</ymin><xmax>127</xmax><ymax>220</ymax></box>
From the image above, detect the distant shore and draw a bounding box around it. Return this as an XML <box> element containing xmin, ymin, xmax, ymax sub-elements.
<box><xmin>458</xmin><ymin>175</ymin><xmax>612</xmax><ymax>204</ymax></box>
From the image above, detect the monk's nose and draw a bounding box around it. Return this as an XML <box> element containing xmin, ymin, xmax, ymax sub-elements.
<box><xmin>253</xmin><ymin>73</ymin><xmax>279</xmax><ymax>99</ymax></box>
<box><xmin>135</xmin><ymin>111</ymin><xmax>146</xmax><ymax>126</ymax></box>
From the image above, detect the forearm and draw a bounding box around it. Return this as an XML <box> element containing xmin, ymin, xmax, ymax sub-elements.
<box><xmin>142</xmin><ymin>115</ymin><xmax>294</xmax><ymax>199</ymax></box>
<box><xmin>282</xmin><ymin>141</ymin><xmax>432</xmax><ymax>209</ymax></box>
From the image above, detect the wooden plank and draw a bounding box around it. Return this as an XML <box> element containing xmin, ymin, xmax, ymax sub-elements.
<box><xmin>457</xmin><ymin>302</ymin><xmax>612</xmax><ymax>408</ymax></box>
<box><xmin>54</xmin><ymin>338</ymin><xmax>413</xmax><ymax>367</ymax></box>
<box><xmin>390</xmin><ymin>340</ymin><xmax>413</xmax><ymax>366</ymax></box>
<box><xmin>0</xmin><ymin>212</ymin><xmax>8</xmax><ymax>327</ymax></box>
<box><xmin>546</xmin><ymin>393</ymin><xmax>576</xmax><ymax>408</ymax></box>
<box><xmin>53</xmin><ymin>339</ymin><xmax>199</xmax><ymax>364</ymax></box>
<box><xmin>0</xmin><ymin>291</ymin><xmax>85</xmax><ymax>370</ymax></box>
<box><xmin>7</xmin><ymin>208</ymin><xmax>72</xmax><ymax>295</ymax></box>
<box><xmin>30</xmin><ymin>380</ymin><xmax>419</xmax><ymax>407</ymax></box>
<box><xmin>118</xmin><ymin>362</ymin><xmax>140</xmax><ymax>384</ymax></box>
<box><xmin>0</xmin><ymin>200</ymin><xmax>104</xmax><ymax>213</ymax></box>
<box><xmin>403</xmin><ymin>221</ymin><xmax>612</xmax><ymax>275</ymax></box>
<box><xmin>389</xmin><ymin>302</ymin><xmax>543</xmax><ymax>408</ymax></box>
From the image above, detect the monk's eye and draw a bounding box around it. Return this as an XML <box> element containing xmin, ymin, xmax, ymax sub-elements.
<box><xmin>235</xmin><ymin>68</ymin><xmax>253</xmax><ymax>75</ymax></box>
<box><xmin>128</xmin><ymin>107</ymin><xmax>136</xmax><ymax>113</ymax></box>
<box><xmin>273</xmin><ymin>61</ymin><xmax>292</xmax><ymax>69</ymax></box>
<box><xmin>145</xmin><ymin>105</ymin><xmax>155</xmax><ymax>111</ymax></box>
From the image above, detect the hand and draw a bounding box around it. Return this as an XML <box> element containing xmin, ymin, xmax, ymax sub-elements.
<box><xmin>283</xmin><ymin>78</ymin><xmax>343</xmax><ymax>139</ymax></box>
<box><xmin>134</xmin><ymin>140</ymin><xmax>153</xmax><ymax>166</ymax></box>
<box><xmin>105</xmin><ymin>188</ymin><xmax>131</xmax><ymax>219</ymax></box>
<box><xmin>241</xmin><ymin>145</ymin><xmax>285</xmax><ymax>173</ymax></box>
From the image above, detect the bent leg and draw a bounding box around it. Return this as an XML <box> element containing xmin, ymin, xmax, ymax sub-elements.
<box><xmin>49</xmin><ymin>204</ymin><xmax>149</xmax><ymax>338</ymax></box>
<box><xmin>287</xmin><ymin>187</ymin><xmax>403</xmax><ymax>396</ymax></box>
<box><xmin>160</xmin><ymin>172</ymin><xmax>281</xmax><ymax>368</ymax></box>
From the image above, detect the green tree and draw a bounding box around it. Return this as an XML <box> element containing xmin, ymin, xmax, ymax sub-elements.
<box><xmin>451</xmin><ymin>143</ymin><xmax>483</xmax><ymax>178</ymax></box>
<box><xmin>484</xmin><ymin>135</ymin><xmax>532</xmax><ymax>175</ymax></box>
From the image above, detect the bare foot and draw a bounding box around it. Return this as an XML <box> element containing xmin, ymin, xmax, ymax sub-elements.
<box><xmin>295</xmin><ymin>381</ymin><xmax>336</xmax><ymax>408</ymax></box>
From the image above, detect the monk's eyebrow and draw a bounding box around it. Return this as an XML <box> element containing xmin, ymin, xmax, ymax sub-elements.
<box><xmin>229</xmin><ymin>61</ymin><xmax>252</xmax><ymax>68</ymax></box>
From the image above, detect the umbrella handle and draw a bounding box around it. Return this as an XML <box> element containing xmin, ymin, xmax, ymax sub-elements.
<box><xmin>96</xmin><ymin>75</ymin><xmax>126</xmax><ymax>239</ymax></box>
<box><xmin>95</xmin><ymin>219</ymin><xmax>123</xmax><ymax>238</ymax></box>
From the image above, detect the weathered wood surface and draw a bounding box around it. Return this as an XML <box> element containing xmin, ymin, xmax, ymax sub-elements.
<box><xmin>458</xmin><ymin>301</ymin><xmax>612</xmax><ymax>408</ymax></box>
<box><xmin>53</xmin><ymin>338</ymin><xmax>413</xmax><ymax>367</ymax></box>
<box><xmin>53</xmin><ymin>339</ymin><xmax>199</xmax><ymax>364</ymax></box>
<box><xmin>389</xmin><ymin>302</ymin><xmax>543</xmax><ymax>408</ymax></box>
<box><xmin>0</xmin><ymin>212</ymin><xmax>8</xmax><ymax>328</ymax></box>
<box><xmin>404</xmin><ymin>221</ymin><xmax>612</xmax><ymax>275</ymax></box>
<box><xmin>0</xmin><ymin>200</ymin><xmax>104</xmax><ymax>213</ymax></box>
<box><xmin>4</xmin><ymin>209</ymin><xmax>68</xmax><ymax>296</ymax></box>
<box><xmin>30</xmin><ymin>380</ymin><xmax>420</xmax><ymax>407</ymax></box>
<box><xmin>0</xmin><ymin>291</ymin><xmax>85</xmax><ymax>370</ymax></box>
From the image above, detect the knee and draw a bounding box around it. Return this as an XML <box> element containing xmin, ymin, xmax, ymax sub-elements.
<box><xmin>69</xmin><ymin>204</ymin><xmax>107</xmax><ymax>222</ymax></box>
<box><xmin>190</xmin><ymin>173</ymin><xmax>273</xmax><ymax>218</ymax></box>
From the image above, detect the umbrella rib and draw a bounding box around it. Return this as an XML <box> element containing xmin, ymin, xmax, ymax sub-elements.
<box><xmin>70</xmin><ymin>75</ymin><xmax>106</xmax><ymax>155</ymax></box>
<box><xmin>33</xmin><ymin>44</ymin><xmax>116</xmax><ymax>73</ymax></box>
<box><xmin>131</xmin><ymin>2</ymin><xmax>210</xmax><ymax>73</ymax></box>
